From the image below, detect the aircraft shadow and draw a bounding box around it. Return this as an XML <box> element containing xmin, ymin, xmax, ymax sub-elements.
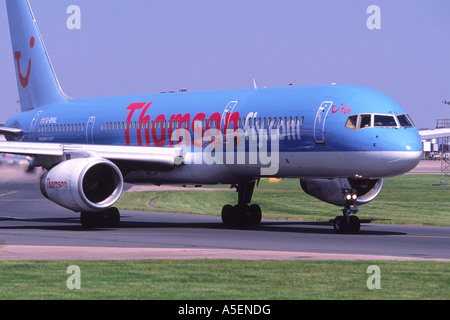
<box><xmin>0</xmin><ymin>215</ymin><xmax>406</xmax><ymax>236</ymax></box>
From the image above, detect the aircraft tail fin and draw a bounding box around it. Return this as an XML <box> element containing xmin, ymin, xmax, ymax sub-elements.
<box><xmin>6</xmin><ymin>0</ymin><xmax>68</xmax><ymax>112</ymax></box>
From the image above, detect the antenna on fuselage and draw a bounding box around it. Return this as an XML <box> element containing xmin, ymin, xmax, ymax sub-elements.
<box><xmin>253</xmin><ymin>79</ymin><xmax>258</xmax><ymax>90</ymax></box>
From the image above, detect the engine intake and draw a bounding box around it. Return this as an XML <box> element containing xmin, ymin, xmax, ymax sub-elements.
<box><xmin>300</xmin><ymin>178</ymin><xmax>383</xmax><ymax>206</ymax></box>
<box><xmin>40</xmin><ymin>158</ymin><xmax>124</xmax><ymax>212</ymax></box>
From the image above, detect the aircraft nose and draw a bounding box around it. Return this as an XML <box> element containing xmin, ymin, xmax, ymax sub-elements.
<box><xmin>381</xmin><ymin>129</ymin><xmax>422</xmax><ymax>175</ymax></box>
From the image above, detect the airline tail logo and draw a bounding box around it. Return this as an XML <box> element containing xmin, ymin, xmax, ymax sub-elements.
<box><xmin>14</xmin><ymin>36</ymin><xmax>34</xmax><ymax>88</ymax></box>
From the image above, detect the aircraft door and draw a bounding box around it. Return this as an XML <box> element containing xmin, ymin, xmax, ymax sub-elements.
<box><xmin>221</xmin><ymin>101</ymin><xmax>238</xmax><ymax>129</ymax></box>
<box><xmin>86</xmin><ymin>116</ymin><xmax>95</xmax><ymax>144</ymax></box>
<box><xmin>29</xmin><ymin>110</ymin><xmax>43</xmax><ymax>141</ymax></box>
<box><xmin>314</xmin><ymin>101</ymin><xmax>333</xmax><ymax>144</ymax></box>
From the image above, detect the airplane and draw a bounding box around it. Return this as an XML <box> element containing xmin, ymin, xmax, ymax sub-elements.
<box><xmin>0</xmin><ymin>0</ymin><xmax>446</xmax><ymax>234</ymax></box>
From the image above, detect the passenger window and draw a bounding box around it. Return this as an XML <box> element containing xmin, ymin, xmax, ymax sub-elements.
<box><xmin>345</xmin><ymin>115</ymin><xmax>358</xmax><ymax>130</ymax></box>
<box><xmin>360</xmin><ymin>114</ymin><xmax>371</xmax><ymax>129</ymax></box>
<box><xmin>374</xmin><ymin>115</ymin><xmax>397</xmax><ymax>127</ymax></box>
<box><xmin>397</xmin><ymin>114</ymin><xmax>414</xmax><ymax>127</ymax></box>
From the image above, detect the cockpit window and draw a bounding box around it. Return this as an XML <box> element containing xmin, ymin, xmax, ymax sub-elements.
<box><xmin>397</xmin><ymin>114</ymin><xmax>414</xmax><ymax>127</ymax></box>
<box><xmin>360</xmin><ymin>114</ymin><xmax>371</xmax><ymax>129</ymax></box>
<box><xmin>374</xmin><ymin>115</ymin><xmax>397</xmax><ymax>127</ymax></box>
<box><xmin>345</xmin><ymin>115</ymin><xmax>357</xmax><ymax>130</ymax></box>
<box><xmin>346</xmin><ymin>113</ymin><xmax>415</xmax><ymax>130</ymax></box>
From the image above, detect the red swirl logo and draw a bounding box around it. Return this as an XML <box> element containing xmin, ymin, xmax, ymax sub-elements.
<box><xmin>14</xmin><ymin>36</ymin><xmax>34</xmax><ymax>88</ymax></box>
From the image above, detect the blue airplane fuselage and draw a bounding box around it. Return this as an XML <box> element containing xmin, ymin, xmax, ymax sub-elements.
<box><xmin>5</xmin><ymin>84</ymin><xmax>423</xmax><ymax>184</ymax></box>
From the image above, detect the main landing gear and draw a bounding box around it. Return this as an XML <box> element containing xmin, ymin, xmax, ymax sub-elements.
<box><xmin>80</xmin><ymin>207</ymin><xmax>120</xmax><ymax>229</ymax></box>
<box><xmin>221</xmin><ymin>181</ymin><xmax>262</xmax><ymax>227</ymax></box>
<box><xmin>333</xmin><ymin>192</ymin><xmax>360</xmax><ymax>234</ymax></box>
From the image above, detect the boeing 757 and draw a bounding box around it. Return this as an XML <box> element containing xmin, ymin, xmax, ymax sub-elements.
<box><xmin>1</xmin><ymin>0</ymin><xmax>444</xmax><ymax>233</ymax></box>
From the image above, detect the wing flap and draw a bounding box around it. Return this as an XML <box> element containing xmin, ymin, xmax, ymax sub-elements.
<box><xmin>64</xmin><ymin>144</ymin><xmax>184</xmax><ymax>166</ymax></box>
<box><xmin>0</xmin><ymin>142</ymin><xmax>64</xmax><ymax>156</ymax></box>
<box><xmin>0</xmin><ymin>142</ymin><xmax>184</xmax><ymax>167</ymax></box>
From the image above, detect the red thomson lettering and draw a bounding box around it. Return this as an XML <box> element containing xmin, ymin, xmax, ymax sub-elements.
<box><xmin>169</xmin><ymin>113</ymin><xmax>191</xmax><ymax>147</ymax></box>
<box><xmin>138</xmin><ymin>102</ymin><xmax>152</xmax><ymax>146</ymax></box>
<box><xmin>207</xmin><ymin>112</ymin><xmax>221</xmax><ymax>131</ymax></box>
<box><xmin>152</xmin><ymin>114</ymin><xmax>166</xmax><ymax>147</ymax></box>
<box><xmin>125</xmin><ymin>102</ymin><xmax>146</xmax><ymax>146</ymax></box>
<box><xmin>192</xmin><ymin>113</ymin><xmax>206</xmax><ymax>147</ymax></box>
<box><xmin>123</xmin><ymin>102</ymin><xmax>241</xmax><ymax>148</ymax></box>
<box><xmin>205</xmin><ymin>112</ymin><xmax>221</xmax><ymax>144</ymax></box>
<box><xmin>47</xmin><ymin>178</ymin><xmax>68</xmax><ymax>190</ymax></box>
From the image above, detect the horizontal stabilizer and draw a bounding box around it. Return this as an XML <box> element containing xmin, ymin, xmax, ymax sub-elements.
<box><xmin>0</xmin><ymin>127</ymin><xmax>23</xmax><ymax>138</ymax></box>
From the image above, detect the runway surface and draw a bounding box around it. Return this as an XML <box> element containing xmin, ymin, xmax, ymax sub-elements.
<box><xmin>0</xmin><ymin>163</ymin><xmax>449</xmax><ymax>261</ymax></box>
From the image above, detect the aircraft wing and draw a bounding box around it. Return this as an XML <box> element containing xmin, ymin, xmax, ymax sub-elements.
<box><xmin>419</xmin><ymin>128</ymin><xmax>450</xmax><ymax>140</ymax></box>
<box><xmin>0</xmin><ymin>141</ymin><xmax>184</xmax><ymax>167</ymax></box>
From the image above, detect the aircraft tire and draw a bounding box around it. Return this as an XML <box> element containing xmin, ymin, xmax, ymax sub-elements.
<box><xmin>80</xmin><ymin>211</ymin><xmax>98</xmax><ymax>229</ymax></box>
<box><xmin>80</xmin><ymin>207</ymin><xmax>120</xmax><ymax>228</ymax></box>
<box><xmin>347</xmin><ymin>215</ymin><xmax>360</xmax><ymax>234</ymax></box>
<box><xmin>333</xmin><ymin>216</ymin><xmax>347</xmax><ymax>234</ymax></box>
<box><xmin>222</xmin><ymin>204</ymin><xmax>262</xmax><ymax>227</ymax></box>
<box><xmin>246</xmin><ymin>204</ymin><xmax>262</xmax><ymax>226</ymax></box>
<box><xmin>221</xmin><ymin>204</ymin><xmax>236</xmax><ymax>226</ymax></box>
<box><xmin>104</xmin><ymin>207</ymin><xmax>120</xmax><ymax>228</ymax></box>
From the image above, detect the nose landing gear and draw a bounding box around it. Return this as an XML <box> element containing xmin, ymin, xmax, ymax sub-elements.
<box><xmin>334</xmin><ymin>191</ymin><xmax>360</xmax><ymax>234</ymax></box>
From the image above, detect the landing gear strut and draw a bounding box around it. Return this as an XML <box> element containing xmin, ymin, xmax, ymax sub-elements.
<box><xmin>80</xmin><ymin>207</ymin><xmax>120</xmax><ymax>228</ymax></box>
<box><xmin>221</xmin><ymin>181</ymin><xmax>262</xmax><ymax>227</ymax></box>
<box><xmin>333</xmin><ymin>194</ymin><xmax>360</xmax><ymax>234</ymax></box>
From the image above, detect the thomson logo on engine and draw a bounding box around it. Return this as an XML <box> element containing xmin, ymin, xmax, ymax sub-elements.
<box><xmin>47</xmin><ymin>178</ymin><xmax>69</xmax><ymax>190</ymax></box>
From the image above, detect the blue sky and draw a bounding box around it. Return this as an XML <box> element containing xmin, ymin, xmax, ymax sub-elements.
<box><xmin>1</xmin><ymin>0</ymin><xmax>449</xmax><ymax>129</ymax></box>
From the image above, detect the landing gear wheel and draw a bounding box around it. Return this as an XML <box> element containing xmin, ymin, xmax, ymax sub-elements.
<box><xmin>80</xmin><ymin>207</ymin><xmax>121</xmax><ymax>229</ymax></box>
<box><xmin>221</xmin><ymin>204</ymin><xmax>262</xmax><ymax>227</ymax></box>
<box><xmin>222</xmin><ymin>181</ymin><xmax>262</xmax><ymax>228</ymax></box>
<box><xmin>347</xmin><ymin>215</ymin><xmax>360</xmax><ymax>234</ymax></box>
<box><xmin>333</xmin><ymin>216</ymin><xmax>347</xmax><ymax>234</ymax></box>
<box><xmin>104</xmin><ymin>207</ymin><xmax>120</xmax><ymax>227</ymax></box>
<box><xmin>246</xmin><ymin>204</ymin><xmax>262</xmax><ymax>226</ymax></box>
<box><xmin>333</xmin><ymin>215</ymin><xmax>360</xmax><ymax>234</ymax></box>
<box><xmin>80</xmin><ymin>212</ymin><xmax>95</xmax><ymax>229</ymax></box>
<box><xmin>221</xmin><ymin>204</ymin><xmax>236</xmax><ymax>226</ymax></box>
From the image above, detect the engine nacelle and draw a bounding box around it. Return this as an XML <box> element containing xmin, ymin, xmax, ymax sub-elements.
<box><xmin>300</xmin><ymin>178</ymin><xmax>383</xmax><ymax>206</ymax></box>
<box><xmin>40</xmin><ymin>158</ymin><xmax>124</xmax><ymax>212</ymax></box>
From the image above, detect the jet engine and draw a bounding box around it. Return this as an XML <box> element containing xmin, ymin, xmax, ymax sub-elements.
<box><xmin>300</xmin><ymin>178</ymin><xmax>383</xmax><ymax>206</ymax></box>
<box><xmin>40</xmin><ymin>158</ymin><xmax>124</xmax><ymax>212</ymax></box>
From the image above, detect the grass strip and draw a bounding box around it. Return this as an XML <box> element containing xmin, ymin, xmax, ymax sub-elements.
<box><xmin>0</xmin><ymin>260</ymin><xmax>448</xmax><ymax>300</ymax></box>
